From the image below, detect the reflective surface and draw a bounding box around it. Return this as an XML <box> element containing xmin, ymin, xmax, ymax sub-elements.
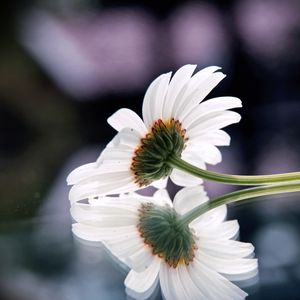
<box><xmin>1</xmin><ymin>148</ymin><xmax>300</xmax><ymax>300</ymax></box>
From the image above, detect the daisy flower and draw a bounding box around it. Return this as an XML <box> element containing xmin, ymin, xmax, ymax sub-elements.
<box><xmin>67</xmin><ymin>65</ymin><xmax>242</xmax><ymax>202</ymax></box>
<box><xmin>71</xmin><ymin>186</ymin><xmax>258</xmax><ymax>300</ymax></box>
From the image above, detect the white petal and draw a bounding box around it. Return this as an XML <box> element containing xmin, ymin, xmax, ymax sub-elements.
<box><xmin>125</xmin><ymin>257</ymin><xmax>161</xmax><ymax>300</ymax></box>
<box><xmin>100</xmin><ymin>147</ymin><xmax>133</xmax><ymax>162</ymax></box>
<box><xmin>72</xmin><ymin>223</ymin><xmax>105</xmax><ymax>242</ymax></box>
<box><xmin>97</xmin><ymin>160</ymin><xmax>132</xmax><ymax>172</ymax></box>
<box><xmin>159</xmin><ymin>263</ymin><xmax>177</xmax><ymax>300</ymax></box>
<box><xmin>96</xmin><ymin>225</ymin><xmax>139</xmax><ymax>239</ymax></box>
<box><xmin>170</xmin><ymin>168</ymin><xmax>203</xmax><ymax>187</ymax></box>
<box><xmin>202</xmin><ymin>96</ymin><xmax>242</xmax><ymax>109</ymax></box>
<box><xmin>188</xmin><ymin>111</ymin><xmax>241</xmax><ymax>138</ymax></box>
<box><xmin>173</xmin><ymin>66</ymin><xmax>221</xmax><ymax>119</ymax></box>
<box><xmin>105</xmin><ymin>232</ymin><xmax>144</xmax><ymax>259</ymax></box>
<box><xmin>162</xmin><ymin>64</ymin><xmax>197</xmax><ymax>120</ymax></box>
<box><xmin>163</xmin><ymin>266</ymin><xmax>190</xmax><ymax>300</ymax></box>
<box><xmin>177</xmin><ymin>72</ymin><xmax>226</xmax><ymax>121</ymax></box>
<box><xmin>96</xmin><ymin>128</ymin><xmax>141</xmax><ymax>167</ymax></box>
<box><xmin>185</xmin><ymin>66</ymin><xmax>221</xmax><ymax>94</ymax></box>
<box><xmin>107</xmin><ymin>108</ymin><xmax>147</xmax><ymax>135</ymax></box>
<box><xmin>67</xmin><ymin>162</ymin><xmax>98</xmax><ymax>185</ymax></box>
<box><xmin>182</xmin><ymin>96</ymin><xmax>242</xmax><ymax>129</ymax></box>
<box><xmin>181</xmin><ymin>146</ymin><xmax>207</xmax><ymax>169</ymax></box>
<box><xmin>188</xmin><ymin>259</ymin><xmax>248</xmax><ymax>300</ymax></box>
<box><xmin>191</xmin><ymin>130</ymin><xmax>231</xmax><ymax>146</ymax></box>
<box><xmin>117</xmin><ymin>127</ymin><xmax>142</xmax><ymax>149</ymax></box>
<box><xmin>128</xmin><ymin>246</ymin><xmax>155</xmax><ymax>272</ymax></box>
<box><xmin>69</xmin><ymin>173</ymin><xmax>138</xmax><ymax>202</ymax></box>
<box><xmin>151</xmin><ymin>177</ymin><xmax>168</xmax><ymax>189</ymax></box>
<box><xmin>173</xmin><ymin>149</ymin><xmax>210</xmax><ymax>189</ymax></box>
<box><xmin>142</xmin><ymin>72</ymin><xmax>172</xmax><ymax>129</ymax></box>
<box><xmin>70</xmin><ymin>203</ymin><xmax>102</xmax><ymax>223</ymax></box>
<box><xmin>68</xmin><ymin>160</ymin><xmax>132</xmax><ymax>187</ymax></box>
<box><xmin>89</xmin><ymin>195</ymin><xmax>142</xmax><ymax>211</ymax></box>
<box><xmin>165</xmin><ymin>264</ymin><xmax>221</xmax><ymax>300</ymax></box>
<box><xmin>185</xmin><ymin>144</ymin><xmax>222</xmax><ymax>165</ymax></box>
<box><xmin>177</xmin><ymin>265</ymin><xmax>206</xmax><ymax>299</ymax></box>
<box><xmin>71</xmin><ymin>199</ymin><xmax>148</xmax><ymax>260</ymax></box>
<box><xmin>199</xmin><ymin>239</ymin><xmax>255</xmax><ymax>259</ymax></box>
<box><xmin>72</xmin><ymin>223</ymin><xmax>140</xmax><ymax>259</ymax></box>
<box><xmin>97</xmin><ymin>133</ymin><xmax>130</xmax><ymax>161</ymax></box>
<box><xmin>72</xmin><ymin>223</ymin><xmax>139</xmax><ymax>244</ymax></box>
<box><xmin>192</xmin><ymin>205</ymin><xmax>227</xmax><ymax>228</ymax></box>
<box><xmin>173</xmin><ymin>186</ymin><xmax>209</xmax><ymax>216</ymax></box>
<box><xmin>69</xmin><ymin>170</ymin><xmax>132</xmax><ymax>192</ymax></box>
<box><xmin>70</xmin><ymin>202</ymin><xmax>139</xmax><ymax>225</ymax></box>
<box><xmin>90</xmin><ymin>214</ymin><xmax>138</xmax><ymax>227</ymax></box>
<box><xmin>153</xmin><ymin>189</ymin><xmax>173</xmax><ymax>206</ymax></box>
<box><xmin>194</xmin><ymin>220</ymin><xmax>240</xmax><ymax>241</ymax></box>
<box><xmin>89</xmin><ymin>224</ymin><xmax>144</xmax><ymax>259</ymax></box>
<box><xmin>197</xmin><ymin>250</ymin><xmax>258</xmax><ymax>282</ymax></box>
<box><xmin>142</xmin><ymin>75</ymin><xmax>163</xmax><ymax>128</ymax></box>
<box><xmin>151</xmin><ymin>72</ymin><xmax>172</xmax><ymax>124</ymax></box>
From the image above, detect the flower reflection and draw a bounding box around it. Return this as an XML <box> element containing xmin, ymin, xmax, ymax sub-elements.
<box><xmin>71</xmin><ymin>187</ymin><xmax>258</xmax><ymax>300</ymax></box>
<box><xmin>73</xmin><ymin>236</ymin><xmax>259</xmax><ymax>300</ymax></box>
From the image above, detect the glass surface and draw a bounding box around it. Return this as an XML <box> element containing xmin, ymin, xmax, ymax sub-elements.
<box><xmin>1</xmin><ymin>167</ymin><xmax>300</xmax><ymax>300</ymax></box>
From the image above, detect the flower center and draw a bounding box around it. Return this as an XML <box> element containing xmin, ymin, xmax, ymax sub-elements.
<box><xmin>137</xmin><ymin>202</ymin><xmax>197</xmax><ymax>268</ymax></box>
<box><xmin>131</xmin><ymin>119</ymin><xmax>187</xmax><ymax>186</ymax></box>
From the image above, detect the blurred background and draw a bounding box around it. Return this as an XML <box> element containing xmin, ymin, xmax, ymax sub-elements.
<box><xmin>1</xmin><ymin>0</ymin><xmax>300</xmax><ymax>299</ymax></box>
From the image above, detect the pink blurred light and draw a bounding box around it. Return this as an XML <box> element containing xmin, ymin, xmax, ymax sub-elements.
<box><xmin>234</xmin><ymin>0</ymin><xmax>300</xmax><ymax>63</ymax></box>
<box><xmin>20</xmin><ymin>5</ymin><xmax>235</xmax><ymax>99</ymax></box>
<box><xmin>167</xmin><ymin>3</ymin><xmax>230</xmax><ymax>67</ymax></box>
<box><xmin>20</xmin><ymin>9</ymin><xmax>157</xmax><ymax>99</ymax></box>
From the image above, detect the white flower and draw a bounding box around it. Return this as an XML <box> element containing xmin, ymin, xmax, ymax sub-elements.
<box><xmin>67</xmin><ymin>65</ymin><xmax>241</xmax><ymax>202</ymax></box>
<box><xmin>71</xmin><ymin>187</ymin><xmax>258</xmax><ymax>300</ymax></box>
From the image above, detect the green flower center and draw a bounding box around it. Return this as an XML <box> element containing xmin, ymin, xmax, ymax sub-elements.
<box><xmin>131</xmin><ymin>119</ymin><xmax>187</xmax><ymax>186</ymax></box>
<box><xmin>137</xmin><ymin>202</ymin><xmax>197</xmax><ymax>268</ymax></box>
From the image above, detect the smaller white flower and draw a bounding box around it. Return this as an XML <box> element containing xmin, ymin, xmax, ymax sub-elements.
<box><xmin>67</xmin><ymin>65</ymin><xmax>242</xmax><ymax>202</ymax></box>
<box><xmin>71</xmin><ymin>187</ymin><xmax>258</xmax><ymax>300</ymax></box>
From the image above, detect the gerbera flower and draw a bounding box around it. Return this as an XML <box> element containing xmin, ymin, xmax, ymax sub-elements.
<box><xmin>67</xmin><ymin>65</ymin><xmax>241</xmax><ymax>202</ymax></box>
<box><xmin>71</xmin><ymin>186</ymin><xmax>258</xmax><ymax>300</ymax></box>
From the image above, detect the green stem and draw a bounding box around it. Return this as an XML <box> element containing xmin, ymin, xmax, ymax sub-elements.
<box><xmin>168</xmin><ymin>155</ymin><xmax>300</xmax><ymax>186</ymax></box>
<box><xmin>180</xmin><ymin>182</ymin><xmax>300</xmax><ymax>226</ymax></box>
